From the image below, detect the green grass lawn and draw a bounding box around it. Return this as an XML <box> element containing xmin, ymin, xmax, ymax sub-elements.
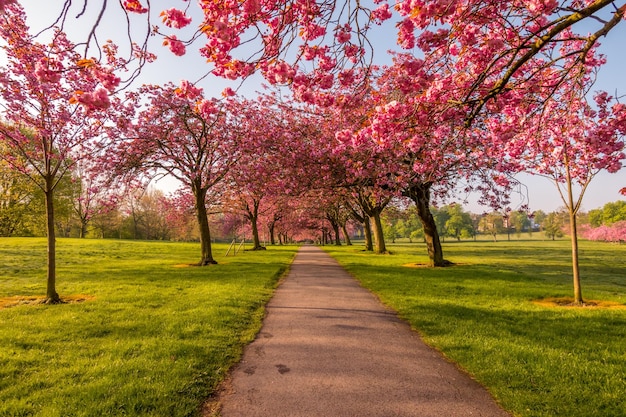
<box><xmin>323</xmin><ymin>239</ymin><xmax>626</xmax><ymax>417</ymax></box>
<box><xmin>0</xmin><ymin>238</ymin><xmax>298</xmax><ymax>417</ymax></box>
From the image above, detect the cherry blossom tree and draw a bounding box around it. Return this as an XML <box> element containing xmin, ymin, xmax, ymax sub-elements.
<box><xmin>19</xmin><ymin>1</ymin><xmax>622</xmax><ymax>125</ymax></box>
<box><xmin>103</xmin><ymin>1</ymin><xmax>624</xmax><ymax>112</ymax></box>
<box><xmin>344</xmin><ymin>198</ymin><xmax>374</xmax><ymax>251</ymax></box>
<box><xmin>345</xmin><ymin>54</ymin><xmax>512</xmax><ymax>266</ymax></box>
<box><xmin>580</xmin><ymin>221</ymin><xmax>626</xmax><ymax>242</ymax></box>
<box><xmin>111</xmin><ymin>81</ymin><xmax>244</xmax><ymax>265</ymax></box>
<box><xmin>506</xmin><ymin>84</ymin><xmax>626</xmax><ymax>304</ymax></box>
<box><xmin>0</xmin><ymin>3</ymin><xmax>123</xmax><ymax>303</ymax></box>
<box><xmin>324</xmin><ymin>197</ymin><xmax>353</xmax><ymax>246</ymax></box>
<box><xmin>221</xmin><ymin>97</ymin><xmax>293</xmax><ymax>250</ymax></box>
<box><xmin>160</xmin><ymin>189</ymin><xmax>200</xmax><ymax>241</ymax></box>
<box><xmin>70</xmin><ymin>161</ymin><xmax>122</xmax><ymax>238</ymax></box>
<box><xmin>402</xmin><ymin>1</ymin><xmax>626</xmax><ymax>125</ymax></box>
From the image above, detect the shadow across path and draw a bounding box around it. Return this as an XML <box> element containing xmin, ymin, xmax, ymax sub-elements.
<box><xmin>216</xmin><ymin>245</ymin><xmax>510</xmax><ymax>417</ymax></box>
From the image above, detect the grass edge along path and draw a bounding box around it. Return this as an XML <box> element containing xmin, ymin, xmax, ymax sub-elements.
<box><xmin>0</xmin><ymin>238</ymin><xmax>298</xmax><ymax>417</ymax></box>
<box><xmin>322</xmin><ymin>240</ymin><xmax>626</xmax><ymax>417</ymax></box>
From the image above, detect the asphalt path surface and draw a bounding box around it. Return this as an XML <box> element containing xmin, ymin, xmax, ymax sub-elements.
<box><xmin>216</xmin><ymin>245</ymin><xmax>511</xmax><ymax>417</ymax></box>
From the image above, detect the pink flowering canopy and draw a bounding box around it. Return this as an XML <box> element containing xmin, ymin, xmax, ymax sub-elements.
<box><xmin>88</xmin><ymin>1</ymin><xmax>623</xmax><ymax>111</ymax></box>
<box><xmin>0</xmin><ymin>2</ymin><xmax>125</xmax><ymax>181</ymax></box>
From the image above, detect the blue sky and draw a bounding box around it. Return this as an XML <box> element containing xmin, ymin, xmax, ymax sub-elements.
<box><xmin>12</xmin><ymin>1</ymin><xmax>626</xmax><ymax>213</ymax></box>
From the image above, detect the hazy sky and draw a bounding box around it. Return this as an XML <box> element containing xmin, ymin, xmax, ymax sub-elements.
<box><xmin>11</xmin><ymin>1</ymin><xmax>626</xmax><ymax>213</ymax></box>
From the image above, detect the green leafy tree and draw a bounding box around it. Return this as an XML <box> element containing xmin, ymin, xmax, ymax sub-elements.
<box><xmin>587</xmin><ymin>208</ymin><xmax>603</xmax><ymax>227</ymax></box>
<box><xmin>382</xmin><ymin>205</ymin><xmax>406</xmax><ymax>244</ymax></box>
<box><xmin>509</xmin><ymin>211</ymin><xmax>531</xmax><ymax>238</ymax></box>
<box><xmin>479</xmin><ymin>213</ymin><xmax>504</xmax><ymax>242</ymax></box>
<box><xmin>587</xmin><ymin>201</ymin><xmax>626</xmax><ymax>228</ymax></box>
<box><xmin>600</xmin><ymin>201</ymin><xmax>626</xmax><ymax>225</ymax></box>
<box><xmin>394</xmin><ymin>207</ymin><xmax>422</xmax><ymax>242</ymax></box>
<box><xmin>0</xmin><ymin>157</ymin><xmax>40</xmax><ymax>236</ymax></box>
<box><xmin>542</xmin><ymin>212</ymin><xmax>565</xmax><ymax>240</ymax></box>
<box><xmin>444</xmin><ymin>204</ymin><xmax>474</xmax><ymax>241</ymax></box>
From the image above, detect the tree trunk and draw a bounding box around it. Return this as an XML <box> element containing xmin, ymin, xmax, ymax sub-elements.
<box><xmin>565</xmin><ymin>163</ymin><xmax>583</xmax><ymax>305</ymax></box>
<box><xmin>342</xmin><ymin>224</ymin><xmax>352</xmax><ymax>246</ymax></box>
<box><xmin>371</xmin><ymin>212</ymin><xmax>387</xmax><ymax>254</ymax></box>
<box><xmin>568</xmin><ymin>209</ymin><xmax>582</xmax><ymax>304</ymax></box>
<box><xmin>268</xmin><ymin>221</ymin><xmax>276</xmax><ymax>245</ymax></box>
<box><xmin>347</xmin><ymin>204</ymin><xmax>373</xmax><ymax>251</ymax></box>
<box><xmin>328</xmin><ymin>219</ymin><xmax>341</xmax><ymax>246</ymax></box>
<box><xmin>44</xmin><ymin>186</ymin><xmax>60</xmax><ymax>303</ymax></box>
<box><xmin>247</xmin><ymin>200</ymin><xmax>265</xmax><ymax>250</ymax></box>
<box><xmin>250</xmin><ymin>216</ymin><xmax>263</xmax><ymax>249</ymax></box>
<box><xmin>405</xmin><ymin>183</ymin><xmax>450</xmax><ymax>267</ymax></box>
<box><xmin>333</xmin><ymin>223</ymin><xmax>341</xmax><ymax>245</ymax></box>
<box><xmin>363</xmin><ymin>216</ymin><xmax>373</xmax><ymax>251</ymax></box>
<box><xmin>194</xmin><ymin>186</ymin><xmax>217</xmax><ymax>265</ymax></box>
<box><xmin>79</xmin><ymin>220</ymin><xmax>87</xmax><ymax>239</ymax></box>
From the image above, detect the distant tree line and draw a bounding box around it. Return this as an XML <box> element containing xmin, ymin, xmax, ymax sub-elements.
<box><xmin>3</xmin><ymin>159</ymin><xmax>625</xmax><ymax>245</ymax></box>
<box><xmin>378</xmin><ymin>200</ymin><xmax>626</xmax><ymax>243</ymax></box>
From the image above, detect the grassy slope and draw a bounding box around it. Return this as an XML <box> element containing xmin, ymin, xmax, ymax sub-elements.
<box><xmin>323</xmin><ymin>239</ymin><xmax>626</xmax><ymax>417</ymax></box>
<box><xmin>0</xmin><ymin>238</ymin><xmax>297</xmax><ymax>417</ymax></box>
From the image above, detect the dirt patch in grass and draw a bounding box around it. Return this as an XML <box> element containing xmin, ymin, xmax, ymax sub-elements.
<box><xmin>402</xmin><ymin>263</ymin><xmax>431</xmax><ymax>268</ymax></box>
<box><xmin>402</xmin><ymin>262</ymin><xmax>461</xmax><ymax>268</ymax></box>
<box><xmin>533</xmin><ymin>297</ymin><xmax>626</xmax><ymax>309</ymax></box>
<box><xmin>0</xmin><ymin>294</ymin><xmax>95</xmax><ymax>309</ymax></box>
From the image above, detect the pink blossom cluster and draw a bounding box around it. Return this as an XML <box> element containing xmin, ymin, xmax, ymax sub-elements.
<box><xmin>123</xmin><ymin>0</ymin><xmax>147</xmax><ymax>14</ymax></box>
<box><xmin>163</xmin><ymin>36</ymin><xmax>186</xmax><ymax>56</ymax></box>
<box><xmin>371</xmin><ymin>3</ymin><xmax>393</xmax><ymax>24</ymax></box>
<box><xmin>221</xmin><ymin>87</ymin><xmax>236</xmax><ymax>97</ymax></box>
<box><xmin>0</xmin><ymin>0</ymin><xmax>15</xmax><ymax>12</ymax></box>
<box><xmin>262</xmin><ymin>60</ymin><xmax>296</xmax><ymax>85</ymax></box>
<box><xmin>211</xmin><ymin>59</ymin><xmax>253</xmax><ymax>80</ymax></box>
<box><xmin>196</xmin><ymin>99</ymin><xmax>218</xmax><ymax>118</ymax></box>
<box><xmin>160</xmin><ymin>8</ymin><xmax>192</xmax><ymax>29</ymax></box>
<box><xmin>175</xmin><ymin>80</ymin><xmax>203</xmax><ymax>100</ymax></box>
<box><xmin>34</xmin><ymin>58</ymin><xmax>63</xmax><ymax>84</ymax></box>
<box><xmin>70</xmin><ymin>88</ymin><xmax>111</xmax><ymax>112</ymax></box>
<box><xmin>579</xmin><ymin>221</ymin><xmax>626</xmax><ymax>243</ymax></box>
<box><xmin>334</xmin><ymin>24</ymin><xmax>351</xmax><ymax>44</ymax></box>
<box><xmin>90</xmin><ymin>65</ymin><xmax>121</xmax><ymax>90</ymax></box>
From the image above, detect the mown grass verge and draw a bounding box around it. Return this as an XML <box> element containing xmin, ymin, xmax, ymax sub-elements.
<box><xmin>0</xmin><ymin>238</ymin><xmax>298</xmax><ymax>417</ymax></box>
<box><xmin>323</xmin><ymin>239</ymin><xmax>626</xmax><ymax>417</ymax></box>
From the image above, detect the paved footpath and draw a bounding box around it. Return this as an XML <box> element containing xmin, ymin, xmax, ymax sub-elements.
<box><xmin>216</xmin><ymin>245</ymin><xmax>511</xmax><ymax>417</ymax></box>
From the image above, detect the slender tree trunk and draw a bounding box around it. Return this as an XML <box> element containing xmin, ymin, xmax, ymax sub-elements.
<box><xmin>371</xmin><ymin>212</ymin><xmax>387</xmax><ymax>254</ymax></box>
<box><xmin>568</xmin><ymin>209</ymin><xmax>582</xmax><ymax>304</ymax></box>
<box><xmin>565</xmin><ymin>163</ymin><xmax>583</xmax><ymax>304</ymax></box>
<box><xmin>329</xmin><ymin>221</ymin><xmax>341</xmax><ymax>246</ymax></box>
<box><xmin>334</xmin><ymin>225</ymin><xmax>341</xmax><ymax>245</ymax></box>
<box><xmin>246</xmin><ymin>200</ymin><xmax>265</xmax><ymax>250</ymax></box>
<box><xmin>80</xmin><ymin>220</ymin><xmax>87</xmax><ymax>239</ymax></box>
<box><xmin>250</xmin><ymin>215</ymin><xmax>262</xmax><ymax>249</ymax></box>
<box><xmin>405</xmin><ymin>183</ymin><xmax>450</xmax><ymax>267</ymax></box>
<box><xmin>194</xmin><ymin>187</ymin><xmax>217</xmax><ymax>265</ymax></box>
<box><xmin>342</xmin><ymin>224</ymin><xmax>352</xmax><ymax>246</ymax></box>
<box><xmin>44</xmin><ymin>186</ymin><xmax>60</xmax><ymax>303</ymax></box>
<box><xmin>268</xmin><ymin>221</ymin><xmax>276</xmax><ymax>245</ymax></box>
<box><xmin>363</xmin><ymin>216</ymin><xmax>373</xmax><ymax>251</ymax></box>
